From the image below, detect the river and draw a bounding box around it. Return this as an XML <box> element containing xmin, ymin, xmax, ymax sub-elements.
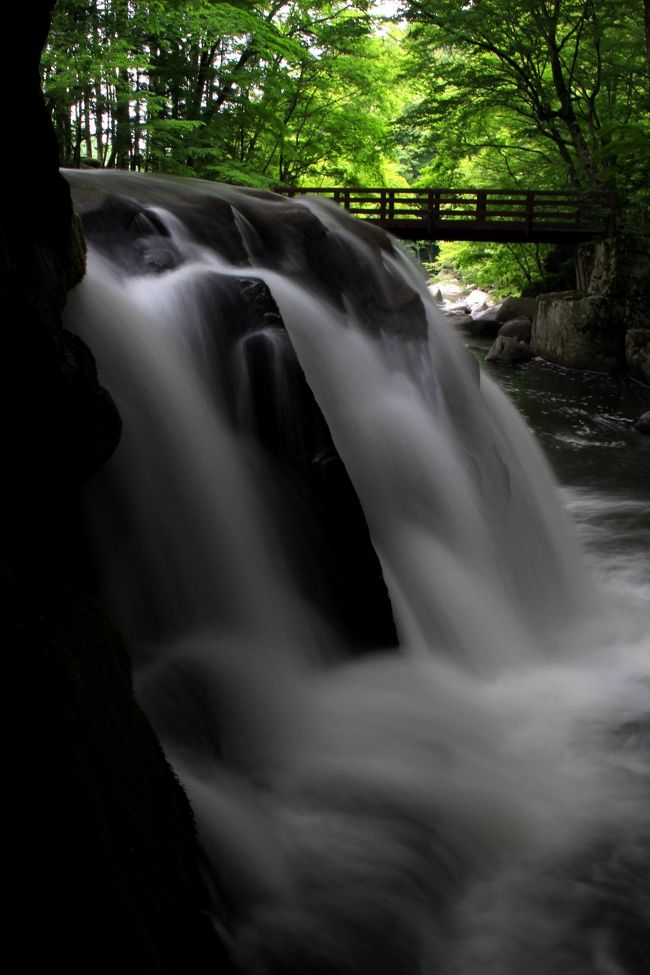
<box><xmin>469</xmin><ymin>337</ymin><xmax>650</xmax><ymax>614</ymax></box>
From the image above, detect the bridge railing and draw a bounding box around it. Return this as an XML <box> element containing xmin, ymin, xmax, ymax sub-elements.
<box><xmin>275</xmin><ymin>187</ymin><xmax>617</xmax><ymax>240</ymax></box>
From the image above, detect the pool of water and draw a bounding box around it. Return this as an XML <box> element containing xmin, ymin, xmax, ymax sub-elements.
<box><xmin>468</xmin><ymin>338</ymin><xmax>650</xmax><ymax>603</ymax></box>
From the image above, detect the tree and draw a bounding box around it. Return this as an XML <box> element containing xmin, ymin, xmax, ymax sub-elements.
<box><xmin>399</xmin><ymin>0</ymin><xmax>650</xmax><ymax>204</ymax></box>
<box><xmin>42</xmin><ymin>0</ymin><xmax>402</xmax><ymax>186</ymax></box>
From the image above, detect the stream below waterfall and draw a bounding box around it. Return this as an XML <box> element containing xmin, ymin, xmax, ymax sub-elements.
<box><xmin>63</xmin><ymin>171</ymin><xmax>649</xmax><ymax>975</ymax></box>
<box><xmin>473</xmin><ymin>338</ymin><xmax>650</xmax><ymax>616</ymax></box>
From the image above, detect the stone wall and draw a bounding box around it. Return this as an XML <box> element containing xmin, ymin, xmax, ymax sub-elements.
<box><xmin>532</xmin><ymin>234</ymin><xmax>650</xmax><ymax>384</ymax></box>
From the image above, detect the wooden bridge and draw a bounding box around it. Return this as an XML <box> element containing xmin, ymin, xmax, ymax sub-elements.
<box><xmin>275</xmin><ymin>187</ymin><xmax>617</xmax><ymax>243</ymax></box>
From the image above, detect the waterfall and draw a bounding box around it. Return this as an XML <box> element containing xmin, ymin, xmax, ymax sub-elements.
<box><xmin>64</xmin><ymin>171</ymin><xmax>649</xmax><ymax>975</ymax></box>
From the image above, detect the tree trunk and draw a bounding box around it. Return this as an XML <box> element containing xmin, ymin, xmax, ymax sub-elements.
<box><xmin>645</xmin><ymin>0</ymin><xmax>650</xmax><ymax>91</ymax></box>
<box><xmin>112</xmin><ymin>66</ymin><xmax>131</xmax><ymax>169</ymax></box>
<box><xmin>84</xmin><ymin>91</ymin><xmax>93</xmax><ymax>160</ymax></box>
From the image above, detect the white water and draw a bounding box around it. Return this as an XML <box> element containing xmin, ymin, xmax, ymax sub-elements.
<box><xmin>64</xmin><ymin>173</ymin><xmax>649</xmax><ymax>974</ymax></box>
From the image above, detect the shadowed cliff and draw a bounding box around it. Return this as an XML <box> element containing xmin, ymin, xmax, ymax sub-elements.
<box><xmin>2</xmin><ymin>6</ymin><xmax>234</xmax><ymax>971</ymax></box>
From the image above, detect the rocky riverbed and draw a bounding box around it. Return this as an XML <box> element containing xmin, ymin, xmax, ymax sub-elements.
<box><xmin>430</xmin><ymin>274</ymin><xmax>650</xmax><ymax>434</ymax></box>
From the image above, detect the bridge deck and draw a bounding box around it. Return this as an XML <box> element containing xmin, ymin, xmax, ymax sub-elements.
<box><xmin>275</xmin><ymin>187</ymin><xmax>617</xmax><ymax>243</ymax></box>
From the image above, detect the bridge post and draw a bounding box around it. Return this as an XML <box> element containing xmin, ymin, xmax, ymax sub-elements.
<box><xmin>476</xmin><ymin>190</ymin><xmax>487</xmax><ymax>226</ymax></box>
<box><xmin>525</xmin><ymin>192</ymin><xmax>534</xmax><ymax>236</ymax></box>
<box><xmin>427</xmin><ymin>189</ymin><xmax>436</xmax><ymax>236</ymax></box>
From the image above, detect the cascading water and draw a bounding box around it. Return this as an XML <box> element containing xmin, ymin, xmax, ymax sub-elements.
<box><xmin>64</xmin><ymin>171</ymin><xmax>649</xmax><ymax>974</ymax></box>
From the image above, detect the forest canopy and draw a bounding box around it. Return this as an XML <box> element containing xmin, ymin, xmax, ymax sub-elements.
<box><xmin>43</xmin><ymin>0</ymin><xmax>650</xmax><ymax>289</ymax></box>
<box><xmin>399</xmin><ymin>0</ymin><xmax>650</xmax><ymax>203</ymax></box>
<box><xmin>42</xmin><ymin>0</ymin><xmax>405</xmax><ymax>186</ymax></box>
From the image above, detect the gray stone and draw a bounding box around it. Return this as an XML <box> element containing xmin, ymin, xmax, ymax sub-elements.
<box><xmin>635</xmin><ymin>410</ymin><xmax>650</xmax><ymax>434</ymax></box>
<box><xmin>498</xmin><ymin>317</ymin><xmax>532</xmax><ymax>342</ymax></box>
<box><xmin>471</xmin><ymin>305</ymin><xmax>501</xmax><ymax>323</ymax></box>
<box><xmin>446</xmin><ymin>298</ymin><xmax>470</xmax><ymax>313</ymax></box>
<box><xmin>466</xmin><ymin>289</ymin><xmax>491</xmax><ymax>314</ymax></box>
<box><xmin>516</xmin><ymin>234</ymin><xmax>650</xmax><ymax>379</ymax></box>
<box><xmin>532</xmin><ymin>292</ymin><xmax>626</xmax><ymax>372</ymax></box>
<box><xmin>625</xmin><ymin>328</ymin><xmax>650</xmax><ymax>386</ymax></box>
<box><xmin>447</xmin><ymin>313</ymin><xmax>475</xmax><ymax>332</ymax></box>
<box><xmin>486</xmin><ymin>335</ymin><xmax>534</xmax><ymax>364</ymax></box>
<box><xmin>588</xmin><ymin>234</ymin><xmax>650</xmax><ymax>298</ymax></box>
<box><xmin>497</xmin><ymin>296</ymin><xmax>537</xmax><ymax>323</ymax></box>
<box><xmin>468</xmin><ymin>305</ymin><xmax>501</xmax><ymax>336</ymax></box>
<box><xmin>439</xmin><ymin>282</ymin><xmax>464</xmax><ymax>300</ymax></box>
<box><xmin>466</xmin><ymin>288</ymin><xmax>491</xmax><ymax>305</ymax></box>
<box><xmin>576</xmin><ymin>242</ymin><xmax>596</xmax><ymax>291</ymax></box>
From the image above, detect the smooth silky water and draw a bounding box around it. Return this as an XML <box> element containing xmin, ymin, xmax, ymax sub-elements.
<box><xmin>64</xmin><ymin>171</ymin><xmax>649</xmax><ymax>974</ymax></box>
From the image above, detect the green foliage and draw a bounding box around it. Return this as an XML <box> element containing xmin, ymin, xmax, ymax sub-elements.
<box><xmin>391</xmin><ymin>0</ymin><xmax>650</xmax><ymax>290</ymax></box>
<box><xmin>433</xmin><ymin>239</ymin><xmax>554</xmax><ymax>297</ymax></box>
<box><xmin>43</xmin><ymin>0</ymin><xmax>402</xmax><ymax>186</ymax></box>
<box><xmin>399</xmin><ymin>0</ymin><xmax>650</xmax><ymax>200</ymax></box>
<box><xmin>42</xmin><ymin>0</ymin><xmax>650</xmax><ymax>289</ymax></box>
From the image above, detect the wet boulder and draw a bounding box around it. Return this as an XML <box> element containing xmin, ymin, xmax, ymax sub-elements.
<box><xmin>497</xmin><ymin>295</ymin><xmax>537</xmax><ymax>323</ymax></box>
<box><xmin>468</xmin><ymin>305</ymin><xmax>501</xmax><ymax>335</ymax></box>
<box><xmin>448</xmin><ymin>313</ymin><xmax>476</xmax><ymax>333</ymax></box>
<box><xmin>634</xmin><ymin>410</ymin><xmax>650</xmax><ymax>435</ymax></box>
<box><xmin>80</xmin><ymin>195</ymin><xmax>185</xmax><ymax>274</ymax></box>
<box><xmin>625</xmin><ymin>328</ymin><xmax>650</xmax><ymax>386</ymax></box>
<box><xmin>465</xmin><ymin>288</ymin><xmax>491</xmax><ymax>314</ymax></box>
<box><xmin>486</xmin><ymin>335</ymin><xmax>534</xmax><ymax>364</ymax></box>
<box><xmin>498</xmin><ymin>316</ymin><xmax>533</xmax><ymax>342</ymax></box>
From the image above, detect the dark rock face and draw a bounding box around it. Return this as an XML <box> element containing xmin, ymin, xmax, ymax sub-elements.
<box><xmin>3</xmin><ymin>6</ymin><xmax>234</xmax><ymax>972</ymax></box>
<box><xmin>73</xmin><ymin>178</ymin><xmax>400</xmax><ymax>653</ymax></box>
<box><xmin>625</xmin><ymin>327</ymin><xmax>650</xmax><ymax>387</ymax></box>
<box><xmin>586</xmin><ymin>234</ymin><xmax>650</xmax><ymax>298</ymax></box>
<box><xmin>1</xmin><ymin>6</ymin><xmax>121</xmax><ymax>558</ymax></box>
<box><xmin>71</xmin><ymin>175</ymin><xmax>429</xmax><ymax>342</ymax></box>
<box><xmin>81</xmin><ymin>195</ymin><xmax>186</xmax><ymax>274</ymax></box>
<box><xmin>231</xmin><ymin>313</ymin><xmax>397</xmax><ymax>651</ymax></box>
<box><xmin>5</xmin><ymin>575</ymin><xmax>229</xmax><ymax>974</ymax></box>
<box><xmin>58</xmin><ymin>329</ymin><xmax>123</xmax><ymax>481</ymax></box>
